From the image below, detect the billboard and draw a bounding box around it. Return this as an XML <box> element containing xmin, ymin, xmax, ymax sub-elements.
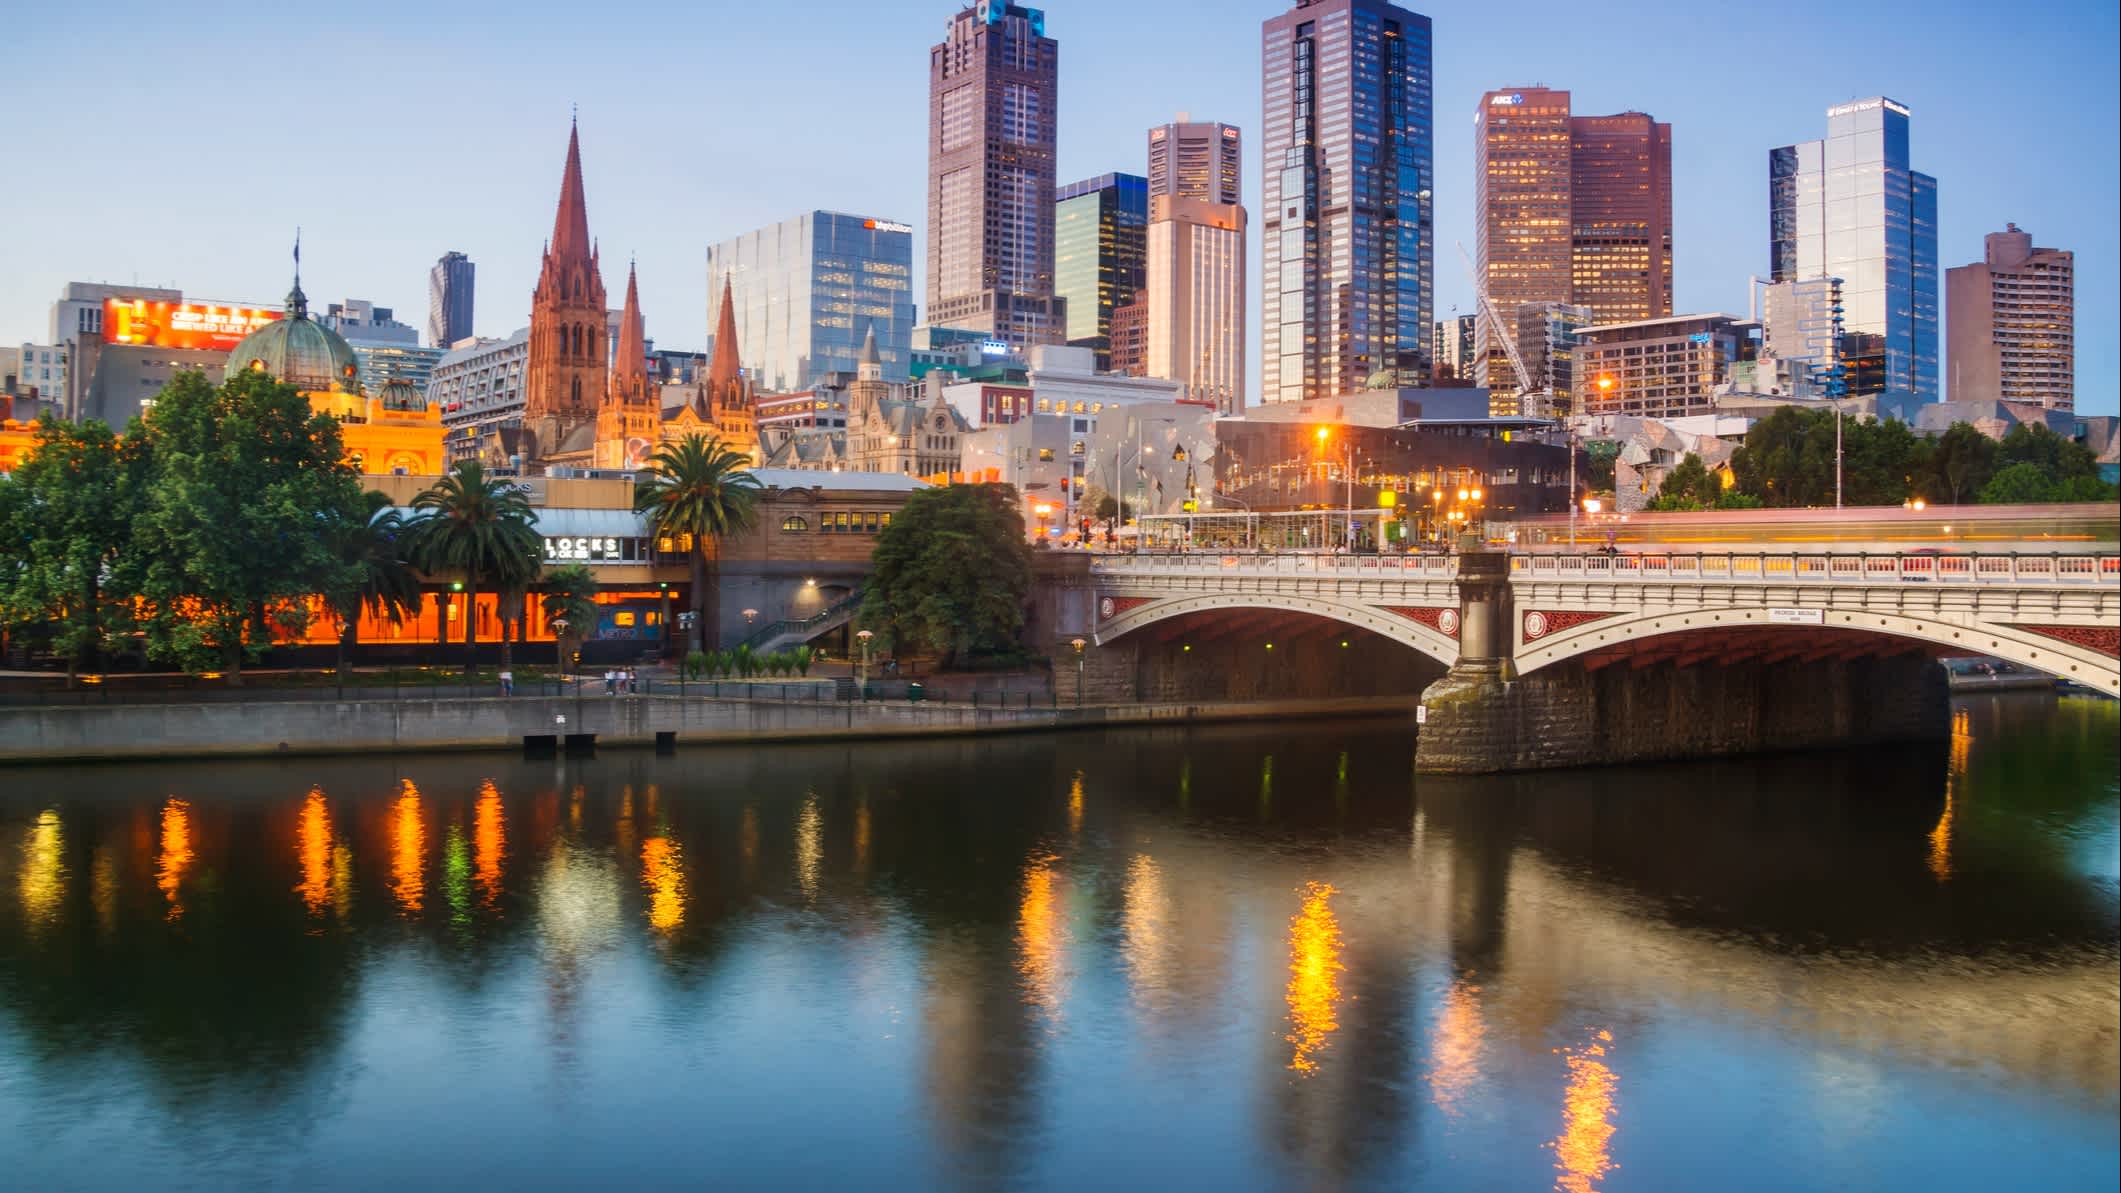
<box><xmin>103</xmin><ymin>299</ymin><xmax>281</xmax><ymax>352</ymax></box>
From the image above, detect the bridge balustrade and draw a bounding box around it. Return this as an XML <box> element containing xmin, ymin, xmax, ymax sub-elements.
<box><xmin>1103</xmin><ymin>550</ymin><xmax>2117</xmax><ymax>586</ymax></box>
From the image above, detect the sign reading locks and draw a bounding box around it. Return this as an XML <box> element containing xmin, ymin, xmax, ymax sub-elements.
<box><xmin>544</xmin><ymin>536</ymin><xmax>623</xmax><ymax>562</ymax></box>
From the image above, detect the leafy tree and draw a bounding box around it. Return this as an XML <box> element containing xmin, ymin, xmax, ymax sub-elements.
<box><xmin>404</xmin><ymin>461</ymin><xmax>542</xmax><ymax>677</ymax></box>
<box><xmin>1647</xmin><ymin>453</ymin><xmax>1720</xmax><ymax>511</ymax></box>
<box><xmin>0</xmin><ymin>417</ymin><xmax>144</xmax><ymax>684</ymax></box>
<box><xmin>1996</xmin><ymin>422</ymin><xmax>2100</xmax><ymax>480</ymax></box>
<box><xmin>1921</xmin><ymin>423</ymin><xmax>1997</xmax><ymax>504</ymax></box>
<box><xmin>1730</xmin><ymin>407</ymin><xmax>1923</xmax><ymax>508</ymax></box>
<box><xmin>1979</xmin><ymin>462</ymin><xmax>2058</xmax><ymax>505</ymax></box>
<box><xmin>2054</xmin><ymin>475</ymin><xmax>2119</xmax><ymax>503</ymax></box>
<box><xmin>794</xmin><ymin>645</ymin><xmax>814</xmax><ymax>677</ymax></box>
<box><xmin>1581</xmin><ymin>440</ymin><xmax>1620</xmax><ymax>493</ymax></box>
<box><xmin>860</xmin><ymin>483</ymin><xmax>1032</xmax><ymax>667</ymax></box>
<box><xmin>323</xmin><ymin>490</ymin><xmax>421</xmax><ymax>685</ymax></box>
<box><xmin>124</xmin><ymin>369</ymin><xmax>366</xmax><ymax>682</ymax></box>
<box><xmin>634</xmin><ymin>434</ymin><xmax>761</xmax><ymax>651</ymax></box>
<box><xmin>538</xmin><ymin>563</ymin><xmax>600</xmax><ymax>672</ymax></box>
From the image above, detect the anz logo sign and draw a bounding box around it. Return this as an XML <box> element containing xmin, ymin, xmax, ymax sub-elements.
<box><xmin>1490</xmin><ymin>93</ymin><xmax>1524</xmax><ymax>106</ymax></box>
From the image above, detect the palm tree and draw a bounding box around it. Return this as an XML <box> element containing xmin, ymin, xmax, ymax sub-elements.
<box><xmin>634</xmin><ymin>434</ymin><xmax>760</xmax><ymax>651</ymax></box>
<box><xmin>325</xmin><ymin>491</ymin><xmax>423</xmax><ymax>686</ymax></box>
<box><xmin>538</xmin><ymin>563</ymin><xmax>600</xmax><ymax>674</ymax></box>
<box><xmin>405</xmin><ymin>461</ymin><xmax>542</xmax><ymax>677</ymax></box>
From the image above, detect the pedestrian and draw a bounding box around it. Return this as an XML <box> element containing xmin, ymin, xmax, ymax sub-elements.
<box><xmin>499</xmin><ymin>668</ymin><xmax>513</xmax><ymax>697</ymax></box>
<box><xmin>626</xmin><ymin>668</ymin><xmax>638</xmax><ymax>695</ymax></box>
<box><xmin>604</xmin><ymin>669</ymin><xmax>616</xmax><ymax>695</ymax></box>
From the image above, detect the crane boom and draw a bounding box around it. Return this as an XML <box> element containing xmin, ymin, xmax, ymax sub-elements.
<box><xmin>1454</xmin><ymin>241</ymin><xmax>1552</xmax><ymax>416</ymax></box>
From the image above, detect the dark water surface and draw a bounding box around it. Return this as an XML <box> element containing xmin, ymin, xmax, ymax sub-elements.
<box><xmin>2</xmin><ymin>694</ymin><xmax>2116</xmax><ymax>1192</ymax></box>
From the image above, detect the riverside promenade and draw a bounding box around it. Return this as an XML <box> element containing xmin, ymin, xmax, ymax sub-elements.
<box><xmin>0</xmin><ymin>691</ymin><xmax>1406</xmax><ymax>764</ymax></box>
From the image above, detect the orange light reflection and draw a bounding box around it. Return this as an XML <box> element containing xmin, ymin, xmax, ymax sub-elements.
<box><xmin>390</xmin><ymin>780</ymin><xmax>425</xmax><ymax>916</ymax></box>
<box><xmin>296</xmin><ymin>787</ymin><xmax>333</xmax><ymax>917</ymax></box>
<box><xmin>474</xmin><ymin>780</ymin><xmax>505</xmax><ymax>908</ymax></box>
<box><xmin>157</xmin><ymin>798</ymin><xmax>194</xmax><ymax>921</ymax></box>
<box><xmin>1017</xmin><ymin>852</ymin><xmax>1068</xmax><ymax>1017</ymax></box>
<box><xmin>1549</xmin><ymin>1030</ymin><xmax>1620</xmax><ymax>1193</ymax></box>
<box><xmin>1428</xmin><ymin>977</ymin><xmax>1487</xmax><ymax>1115</ymax></box>
<box><xmin>1285</xmin><ymin>881</ymin><xmax>1344</xmax><ymax>1074</ymax></box>
<box><xmin>642</xmin><ymin>835</ymin><xmax>685</xmax><ymax>933</ymax></box>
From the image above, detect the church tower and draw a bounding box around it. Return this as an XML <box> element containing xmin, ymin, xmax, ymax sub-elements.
<box><xmin>523</xmin><ymin>117</ymin><xmax>608</xmax><ymax>459</ymax></box>
<box><xmin>594</xmin><ymin>263</ymin><xmax>659</xmax><ymax>471</ymax></box>
<box><xmin>703</xmin><ymin>274</ymin><xmax>757</xmax><ymax>454</ymax></box>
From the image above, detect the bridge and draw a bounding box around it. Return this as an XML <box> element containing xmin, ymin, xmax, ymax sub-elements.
<box><xmin>1080</xmin><ymin>516</ymin><xmax>2119</xmax><ymax>773</ymax></box>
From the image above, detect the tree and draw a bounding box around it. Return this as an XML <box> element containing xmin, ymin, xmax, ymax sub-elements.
<box><xmin>538</xmin><ymin>563</ymin><xmax>600</xmax><ymax>671</ymax></box>
<box><xmin>634</xmin><ymin>434</ymin><xmax>761</xmax><ymax>651</ymax></box>
<box><xmin>860</xmin><ymin>483</ymin><xmax>1032</xmax><ymax>667</ymax></box>
<box><xmin>1922</xmin><ymin>423</ymin><xmax>1997</xmax><ymax>505</ymax></box>
<box><xmin>124</xmin><ymin>369</ymin><xmax>365</xmax><ymax>682</ymax></box>
<box><xmin>0</xmin><ymin>417</ymin><xmax>144</xmax><ymax>684</ymax></box>
<box><xmin>1729</xmin><ymin>407</ymin><xmax>1924</xmax><ymax>508</ymax></box>
<box><xmin>1997</xmin><ymin>422</ymin><xmax>2100</xmax><ymax>481</ymax></box>
<box><xmin>323</xmin><ymin>490</ymin><xmax>421</xmax><ymax>685</ymax></box>
<box><xmin>1979</xmin><ymin>462</ymin><xmax>2058</xmax><ymax>505</ymax></box>
<box><xmin>1648</xmin><ymin>453</ymin><xmax>1719</xmax><ymax>511</ymax></box>
<box><xmin>404</xmin><ymin>461</ymin><xmax>542</xmax><ymax>677</ymax></box>
<box><xmin>1582</xmin><ymin>440</ymin><xmax>1620</xmax><ymax>493</ymax></box>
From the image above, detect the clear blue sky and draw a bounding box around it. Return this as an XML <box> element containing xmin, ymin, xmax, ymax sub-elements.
<box><xmin>5</xmin><ymin>0</ymin><xmax>2115</xmax><ymax>413</ymax></box>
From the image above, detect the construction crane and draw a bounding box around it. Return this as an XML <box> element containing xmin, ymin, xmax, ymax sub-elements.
<box><xmin>1454</xmin><ymin>241</ymin><xmax>1555</xmax><ymax>419</ymax></box>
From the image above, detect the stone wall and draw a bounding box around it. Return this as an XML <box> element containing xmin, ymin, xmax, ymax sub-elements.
<box><xmin>1075</xmin><ymin>629</ymin><xmax>1444</xmax><ymax>705</ymax></box>
<box><xmin>1415</xmin><ymin>650</ymin><xmax>1949</xmax><ymax>774</ymax></box>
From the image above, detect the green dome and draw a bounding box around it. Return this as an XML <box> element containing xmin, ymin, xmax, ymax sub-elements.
<box><xmin>377</xmin><ymin>373</ymin><xmax>426</xmax><ymax>411</ymax></box>
<box><xmin>228</xmin><ymin>280</ymin><xmax>362</xmax><ymax>394</ymax></box>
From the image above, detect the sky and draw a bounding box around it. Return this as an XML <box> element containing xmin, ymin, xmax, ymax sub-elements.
<box><xmin>5</xmin><ymin>0</ymin><xmax>2116</xmax><ymax>414</ymax></box>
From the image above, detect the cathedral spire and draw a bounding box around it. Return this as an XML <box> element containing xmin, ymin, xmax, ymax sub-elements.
<box><xmin>614</xmin><ymin>261</ymin><xmax>647</xmax><ymax>393</ymax></box>
<box><xmin>706</xmin><ymin>273</ymin><xmax>742</xmax><ymax>395</ymax></box>
<box><xmin>550</xmin><ymin>117</ymin><xmax>591</xmax><ymax>261</ymax></box>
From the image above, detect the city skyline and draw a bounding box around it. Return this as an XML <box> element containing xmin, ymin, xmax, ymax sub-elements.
<box><xmin>2</xmin><ymin>0</ymin><xmax>2114</xmax><ymax>413</ymax></box>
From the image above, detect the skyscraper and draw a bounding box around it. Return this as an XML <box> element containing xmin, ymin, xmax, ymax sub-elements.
<box><xmin>1054</xmin><ymin>173</ymin><xmax>1147</xmax><ymax>366</ymax></box>
<box><xmin>522</xmin><ymin>118</ymin><xmax>607</xmax><ymax>455</ymax></box>
<box><xmin>1769</xmin><ymin>97</ymin><xmax>1937</xmax><ymax>405</ymax></box>
<box><xmin>428</xmin><ymin>251</ymin><xmax>474</xmax><ymax>348</ymax></box>
<box><xmin>1474</xmin><ymin>87</ymin><xmax>1671</xmax><ymax>408</ymax></box>
<box><xmin>1430</xmin><ymin>313</ymin><xmax>1476</xmax><ymax>383</ymax></box>
<box><xmin>1149</xmin><ymin>118</ymin><xmax>1242</xmax><ymax>205</ymax></box>
<box><xmin>1946</xmin><ymin>223</ymin><xmax>2074</xmax><ymax>410</ymax></box>
<box><xmin>706</xmin><ymin>211</ymin><xmax>916</xmax><ymax>393</ymax></box>
<box><xmin>1261</xmin><ymin>0</ymin><xmax>1433</xmax><ymax>405</ymax></box>
<box><xmin>927</xmin><ymin>2</ymin><xmax>1064</xmax><ymax>349</ymax></box>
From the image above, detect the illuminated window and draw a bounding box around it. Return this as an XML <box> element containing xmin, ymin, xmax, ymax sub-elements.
<box><xmin>781</xmin><ymin>515</ymin><xmax>809</xmax><ymax>532</ymax></box>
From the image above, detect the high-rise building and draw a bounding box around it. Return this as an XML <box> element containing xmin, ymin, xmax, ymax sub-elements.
<box><xmin>1109</xmin><ymin>298</ymin><xmax>1149</xmax><ymax>378</ymax></box>
<box><xmin>927</xmin><ymin>2</ymin><xmax>1064</xmax><ymax>349</ymax></box>
<box><xmin>1515</xmin><ymin>301</ymin><xmax>1592</xmax><ymax>415</ymax></box>
<box><xmin>1474</xmin><ymin>87</ymin><xmax>1671</xmax><ymax>410</ymax></box>
<box><xmin>1148</xmin><ymin>117</ymin><xmax>1242</xmax><ymax>205</ymax></box>
<box><xmin>428</xmin><ymin>252</ymin><xmax>474</xmax><ymax>348</ymax></box>
<box><xmin>1054</xmin><ymin>173</ymin><xmax>1148</xmax><ymax>365</ymax></box>
<box><xmin>1430</xmin><ymin>313</ymin><xmax>1477</xmax><ymax>383</ymax></box>
<box><xmin>1261</xmin><ymin>0</ymin><xmax>1434</xmax><ymax>405</ymax></box>
<box><xmin>1756</xmin><ymin>276</ymin><xmax>1845</xmax><ymax>394</ymax></box>
<box><xmin>521</xmin><ymin>118</ymin><xmax>608</xmax><ymax>457</ymax></box>
<box><xmin>1146</xmin><ymin>195</ymin><xmax>1247</xmax><ymax>414</ymax></box>
<box><xmin>706</xmin><ymin>211</ymin><xmax>917</xmax><ymax>393</ymax></box>
<box><xmin>1579</xmin><ymin>313</ymin><xmax>1757</xmax><ymax>419</ymax></box>
<box><xmin>1769</xmin><ymin>97</ymin><xmax>1937</xmax><ymax>405</ymax></box>
<box><xmin>1946</xmin><ymin>223</ymin><xmax>2073</xmax><ymax>410</ymax></box>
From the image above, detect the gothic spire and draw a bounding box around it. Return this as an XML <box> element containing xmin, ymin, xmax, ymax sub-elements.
<box><xmin>614</xmin><ymin>261</ymin><xmax>647</xmax><ymax>391</ymax></box>
<box><xmin>550</xmin><ymin>116</ymin><xmax>591</xmax><ymax>261</ymax></box>
<box><xmin>706</xmin><ymin>273</ymin><xmax>742</xmax><ymax>394</ymax></box>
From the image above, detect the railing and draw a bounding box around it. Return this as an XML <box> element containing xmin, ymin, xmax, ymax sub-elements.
<box><xmin>734</xmin><ymin>588</ymin><xmax>866</xmax><ymax>654</ymax></box>
<box><xmin>1094</xmin><ymin>551</ymin><xmax>2119</xmax><ymax>586</ymax></box>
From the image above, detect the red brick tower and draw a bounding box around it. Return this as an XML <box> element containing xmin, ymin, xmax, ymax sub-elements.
<box><xmin>594</xmin><ymin>262</ymin><xmax>659</xmax><ymax>470</ymax></box>
<box><xmin>523</xmin><ymin>117</ymin><xmax>607</xmax><ymax>458</ymax></box>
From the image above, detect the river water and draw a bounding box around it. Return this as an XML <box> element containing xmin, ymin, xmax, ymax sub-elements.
<box><xmin>2</xmin><ymin>694</ymin><xmax>2115</xmax><ymax>1191</ymax></box>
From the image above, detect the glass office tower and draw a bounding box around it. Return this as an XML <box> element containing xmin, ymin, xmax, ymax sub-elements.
<box><xmin>1769</xmin><ymin>98</ymin><xmax>1936</xmax><ymax>404</ymax></box>
<box><xmin>1261</xmin><ymin>0</ymin><xmax>1434</xmax><ymax>404</ymax></box>
<box><xmin>1054</xmin><ymin>172</ymin><xmax>1148</xmax><ymax>366</ymax></box>
<box><xmin>706</xmin><ymin>211</ymin><xmax>917</xmax><ymax>393</ymax></box>
<box><xmin>427</xmin><ymin>252</ymin><xmax>474</xmax><ymax>349</ymax></box>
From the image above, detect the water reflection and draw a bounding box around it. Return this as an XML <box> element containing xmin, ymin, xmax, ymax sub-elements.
<box><xmin>156</xmin><ymin>797</ymin><xmax>192</xmax><ymax>921</ymax></box>
<box><xmin>1549</xmin><ymin>1030</ymin><xmax>1619</xmax><ymax>1193</ymax></box>
<box><xmin>0</xmin><ymin>697</ymin><xmax>2111</xmax><ymax>1192</ymax></box>
<box><xmin>1285</xmin><ymin>881</ymin><xmax>1344</xmax><ymax>1075</ymax></box>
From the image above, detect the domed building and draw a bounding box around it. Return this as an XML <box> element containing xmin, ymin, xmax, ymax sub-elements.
<box><xmin>226</xmin><ymin>256</ymin><xmax>446</xmax><ymax>476</ymax></box>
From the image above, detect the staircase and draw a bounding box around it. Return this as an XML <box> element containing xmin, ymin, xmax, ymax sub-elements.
<box><xmin>734</xmin><ymin>589</ymin><xmax>865</xmax><ymax>655</ymax></box>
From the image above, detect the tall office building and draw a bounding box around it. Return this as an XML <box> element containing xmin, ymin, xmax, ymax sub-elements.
<box><xmin>1769</xmin><ymin>97</ymin><xmax>1937</xmax><ymax>405</ymax></box>
<box><xmin>1146</xmin><ymin>194</ymin><xmax>1247</xmax><ymax>414</ymax></box>
<box><xmin>1474</xmin><ymin>87</ymin><xmax>1671</xmax><ymax>409</ymax></box>
<box><xmin>706</xmin><ymin>211</ymin><xmax>917</xmax><ymax>393</ymax></box>
<box><xmin>1054</xmin><ymin>173</ymin><xmax>1148</xmax><ymax>365</ymax></box>
<box><xmin>1946</xmin><ymin>224</ymin><xmax>2073</xmax><ymax>410</ymax></box>
<box><xmin>1515</xmin><ymin>301</ymin><xmax>1592</xmax><ymax>415</ymax></box>
<box><xmin>927</xmin><ymin>2</ymin><xmax>1064</xmax><ymax>349</ymax></box>
<box><xmin>1756</xmin><ymin>276</ymin><xmax>1845</xmax><ymax>393</ymax></box>
<box><xmin>1149</xmin><ymin>118</ymin><xmax>1242</xmax><ymax>204</ymax></box>
<box><xmin>1430</xmin><ymin>313</ymin><xmax>1476</xmax><ymax>383</ymax></box>
<box><xmin>1261</xmin><ymin>0</ymin><xmax>1434</xmax><ymax>405</ymax></box>
<box><xmin>428</xmin><ymin>252</ymin><xmax>474</xmax><ymax>348</ymax></box>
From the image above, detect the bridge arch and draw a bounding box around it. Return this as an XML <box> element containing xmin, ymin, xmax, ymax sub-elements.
<box><xmin>1514</xmin><ymin>606</ymin><xmax>2119</xmax><ymax>696</ymax></box>
<box><xmin>1096</xmin><ymin>591</ymin><xmax>1460</xmax><ymax>668</ymax></box>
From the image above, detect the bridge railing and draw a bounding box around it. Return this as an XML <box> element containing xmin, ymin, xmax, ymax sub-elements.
<box><xmin>1509</xmin><ymin>552</ymin><xmax>2121</xmax><ymax>585</ymax></box>
<box><xmin>1091</xmin><ymin>552</ymin><xmax>1460</xmax><ymax>579</ymax></box>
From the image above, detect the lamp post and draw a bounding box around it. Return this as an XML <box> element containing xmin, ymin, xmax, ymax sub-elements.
<box><xmin>856</xmin><ymin>628</ymin><xmax>874</xmax><ymax>691</ymax></box>
<box><xmin>1034</xmin><ymin>502</ymin><xmax>1053</xmax><ymax>541</ymax></box>
<box><xmin>1071</xmin><ymin>637</ymin><xmax>1086</xmax><ymax>706</ymax></box>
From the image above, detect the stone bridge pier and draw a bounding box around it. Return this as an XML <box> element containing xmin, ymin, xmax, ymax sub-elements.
<box><xmin>1413</xmin><ymin>548</ymin><xmax>1949</xmax><ymax>774</ymax></box>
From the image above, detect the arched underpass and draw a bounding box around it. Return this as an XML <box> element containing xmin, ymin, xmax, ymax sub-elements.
<box><xmin>1099</xmin><ymin>608</ymin><xmax>1449</xmax><ymax>705</ymax></box>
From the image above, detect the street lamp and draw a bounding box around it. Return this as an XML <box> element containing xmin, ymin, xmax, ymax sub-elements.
<box><xmin>856</xmin><ymin>628</ymin><xmax>874</xmax><ymax>689</ymax></box>
<box><xmin>1071</xmin><ymin>637</ymin><xmax>1086</xmax><ymax>706</ymax></box>
<box><xmin>1035</xmin><ymin>502</ymin><xmax>1053</xmax><ymax>540</ymax></box>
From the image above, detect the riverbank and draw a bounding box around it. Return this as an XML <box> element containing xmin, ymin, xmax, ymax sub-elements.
<box><xmin>0</xmin><ymin>692</ymin><xmax>1414</xmax><ymax>765</ymax></box>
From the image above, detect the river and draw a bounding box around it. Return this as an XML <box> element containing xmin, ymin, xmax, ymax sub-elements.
<box><xmin>2</xmin><ymin>693</ymin><xmax>2115</xmax><ymax>1191</ymax></box>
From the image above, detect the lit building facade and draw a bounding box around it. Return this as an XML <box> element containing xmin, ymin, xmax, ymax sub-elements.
<box><xmin>706</xmin><ymin>211</ymin><xmax>916</xmax><ymax>393</ymax></box>
<box><xmin>1145</xmin><ymin>194</ymin><xmax>1246</xmax><ymax>414</ymax></box>
<box><xmin>1430</xmin><ymin>313</ymin><xmax>1476</xmax><ymax>383</ymax></box>
<box><xmin>1578</xmin><ymin>313</ymin><xmax>1758</xmax><ymax>419</ymax></box>
<box><xmin>1475</xmin><ymin>87</ymin><xmax>1671</xmax><ymax>406</ymax></box>
<box><xmin>1756</xmin><ymin>276</ymin><xmax>1844</xmax><ymax>393</ymax></box>
<box><xmin>428</xmin><ymin>251</ymin><xmax>475</xmax><ymax>348</ymax></box>
<box><xmin>1945</xmin><ymin>223</ymin><xmax>2073</xmax><ymax>410</ymax></box>
<box><xmin>1261</xmin><ymin>0</ymin><xmax>1434</xmax><ymax>404</ymax></box>
<box><xmin>926</xmin><ymin>2</ymin><xmax>1065</xmax><ymax>348</ymax></box>
<box><xmin>1769</xmin><ymin>97</ymin><xmax>1937</xmax><ymax>404</ymax></box>
<box><xmin>1514</xmin><ymin>301</ymin><xmax>1592</xmax><ymax>415</ymax></box>
<box><xmin>1053</xmin><ymin>172</ymin><xmax>1147</xmax><ymax>365</ymax></box>
<box><xmin>1149</xmin><ymin>118</ymin><xmax>1242</xmax><ymax>204</ymax></box>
